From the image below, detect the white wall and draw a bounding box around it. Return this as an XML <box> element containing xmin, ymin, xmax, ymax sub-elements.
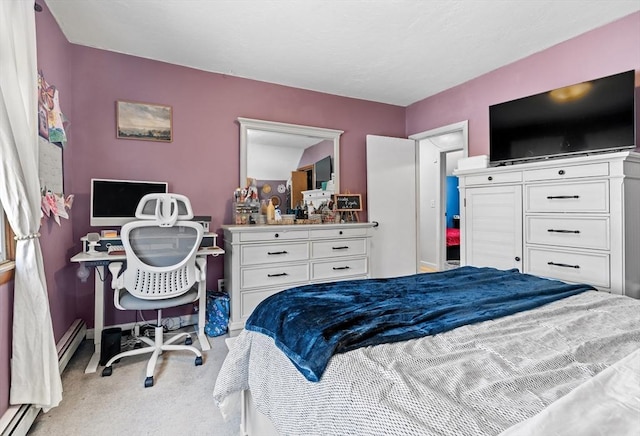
<box><xmin>419</xmin><ymin>142</ymin><xmax>439</xmax><ymax>269</ymax></box>
<box><xmin>418</xmin><ymin>142</ymin><xmax>463</xmax><ymax>270</ymax></box>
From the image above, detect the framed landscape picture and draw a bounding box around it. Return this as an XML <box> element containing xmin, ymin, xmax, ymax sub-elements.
<box><xmin>116</xmin><ymin>100</ymin><xmax>172</xmax><ymax>142</ymax></box>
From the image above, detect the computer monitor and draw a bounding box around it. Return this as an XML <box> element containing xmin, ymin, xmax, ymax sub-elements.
<box><xmin>90</xmin><ymin>178</ymin><xmax>168</xmax><ymax>227</ymax></box>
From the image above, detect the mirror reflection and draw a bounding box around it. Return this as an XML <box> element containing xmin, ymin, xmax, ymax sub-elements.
<box><xmin>239</xmin><ymin>118</ymin><xmax>342</xmax><ymax>211</ymax></box>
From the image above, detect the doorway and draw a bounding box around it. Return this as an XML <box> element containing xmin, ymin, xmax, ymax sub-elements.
<box><xmin>366</xmin><ymin>121</ymin><xmax>468</xmax><ymax>278</ymax></box>
<box><xmin>442</xmin><ymin>149</ymin><xmax>463</xmax><ymax>269</ymax></box>
<box><xmin>410</xmin><ymin>121</ymin><xmax>468</xmax><ymax>272</ymax></box>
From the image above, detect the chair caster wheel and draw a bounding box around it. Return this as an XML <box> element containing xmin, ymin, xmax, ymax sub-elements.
<box><xmin>185</xmin><ymin>336</ymin><xmax>193</xmax><ymax>345</ymax></box>
<box><xmin>133</xmin><ymin>341</ymin><xmax>142</xmax><ymax>349</ymax></box>
<box><xmin>144</xmin><ymin>376</ymin><xmax>154</xmax><ymax>388</ymax></box>
<box><xmin>195</xmin><ymin>356</ymin><xmax>203</xmax><ymax>366</ymax></box>
<box><xmin>102</xmin><ymin>367</ymin><xmax>112</xmax><ymax>377</ymax></box>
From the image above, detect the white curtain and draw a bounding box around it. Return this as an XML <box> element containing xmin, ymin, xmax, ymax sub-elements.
<box><xmin>0</xmin><ymin>0</ymin><xmax>62</xmax><ymax>411</ymax></box>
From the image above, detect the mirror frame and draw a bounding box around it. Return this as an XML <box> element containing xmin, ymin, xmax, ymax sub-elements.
<box><xmin>238</xmin><ymin>117</ymin><xmax>343</xmax><ymax>195</ymax></box>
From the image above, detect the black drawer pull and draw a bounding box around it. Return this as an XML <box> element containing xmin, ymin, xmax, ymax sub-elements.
<box><xmin>558</xmin><ymin>169</ymin><xmax>565</xmax><ymax>175</ymax></box>
<box><xmin>547</xmin><ymin>195</ymin><xmax>580</xmax><ymax>199</ymax></box>
<box><xmin>267</xmin><ymin>272</ymin><xmax>288</xmax><ymax>277</ymax></box>
<box><xmin>332</xmin><ymin>266</ymin><xmax>351</xmax><ymax>270</ymax></box>
<box><xmin>332</xmin><ymin>246</ymin><xmax>349</xmax><ymax>250</ymax></box>
<box><xmin>547</xmin><ymin>261</ymin><xmax>580</xmax><ymax>269</ymax></box>
<box><xmin>267</xmin><ymin>250</ymin><xmax>288</xmax><ymax>255</ymax></box>
<box><xmin>487</xmin><ymin>176</ymin><xmax>493</xmax><ymax>181</ymax></box>
<box><xmin>547</xmin><ymin>229</ymin><xmax>580</xmax><ymax>234</ymax></box>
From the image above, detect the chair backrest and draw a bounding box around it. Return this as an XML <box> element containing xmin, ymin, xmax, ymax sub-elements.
<box><xmin>135</xmin><ymin>193</ymin><xmax>194</xmax><ymax>226</ymax></box>
<box><xmin>120</xmin><ymin>194</ymin><xmax>204</xmax><ymax>300</ymax></box>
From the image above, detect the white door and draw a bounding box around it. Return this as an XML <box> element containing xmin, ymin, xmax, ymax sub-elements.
<box><xmin>366</xmin><ymin>135</ymin><xmax>417</xmax><ymax>278</ymax></box>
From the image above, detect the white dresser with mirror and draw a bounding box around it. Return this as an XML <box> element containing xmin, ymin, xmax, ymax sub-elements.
<box><xmin>239</xmin><ymin>117</ymin><xmax>342</xmax><ymax>210</ymax></box>
<box><xmin>226</xmin><ymin>117</ymin><xmax>375</xmax><ymax>331</ymax></box>
<box><xmin>223</xmin><ymin>222</ymin><xmax>374</xmax><ymax>331</ymax></box>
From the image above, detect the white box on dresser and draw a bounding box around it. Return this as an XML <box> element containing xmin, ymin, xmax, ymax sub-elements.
<box><xmin>223</xmin><ymin>222</ymin><xmax>375</xmax><ymax>331</ymax></box>
<box><xmin>456</xmin><ymin>151</ymin><xmax>640</xmax><ymax>298</ymax></box>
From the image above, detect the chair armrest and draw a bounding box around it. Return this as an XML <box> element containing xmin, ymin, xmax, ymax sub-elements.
<box><xmin>195</xmin><ymin>257</ymin><xmax>206</xmax><ymax>282</ymax></box>
<box><xmin>108</xmin><ymin>262</ymin><xmax>124</xmax><ymax>290</ymax></box>
<box><xmin>108</xmin><ymin>262</ymin><xmax>127</xmax><ymax>310</ymax></box>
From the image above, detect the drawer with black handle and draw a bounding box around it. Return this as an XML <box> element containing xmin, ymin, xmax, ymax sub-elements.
<box><xmin>526</xmin><ymin>180</ymin><xmax>609</xmax><ymax>213</ymax></box>
<box><xmin>311</xmin><ymin>257</ymin><xmax>368</xmax><ymax>281</ymax></box>
<box><xmin>526</xmin><ymin>216</ymin><xmax>609</xmax><ymax>250</ymax></box>
<box><xmin>240</xmin><ymin>242</ymin><xmax>309</xmax><ymax>265</ymax></box>
<box><xmin>311</xmin><ymin>238</ymin><xmax>367</xmax><ymax>259</ymax></box>
<box><xmin>240</xmin><ymin>263</ymin><xmax>309</xmax><ymax>289</ymax></box>
<box><xmin>526</xmin><ymin>247</ymin><xmax>610</xmax><ymax>289</ymax></box>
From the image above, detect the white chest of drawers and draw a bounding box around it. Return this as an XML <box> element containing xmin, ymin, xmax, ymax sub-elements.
<box><xmin>223</xmin><ymin>222</ymin><xmax>374</xmax><ymax>330</ymax></box>
<box><xmin>457</xmin><ymin>151</ymin><xmax>640</xmax><ymax>298</ymax></box>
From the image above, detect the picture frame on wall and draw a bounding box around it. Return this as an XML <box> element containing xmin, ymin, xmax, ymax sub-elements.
<box><xmin>116</xmin><ymin>100</ymin><xmax>172</xmax><ymax>142</ymax></box>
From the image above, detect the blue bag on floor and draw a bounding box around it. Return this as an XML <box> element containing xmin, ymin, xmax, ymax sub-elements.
<box><xmin>205</xmin><ymin>290</ymin><xmax>230</xmax><ymax>337</ymax></box>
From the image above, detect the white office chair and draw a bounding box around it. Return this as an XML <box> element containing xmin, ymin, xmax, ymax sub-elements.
<box><xmin>101</xmin><ymin>193</ymin><xmax>205</xmax><ymax>387</ymax></box>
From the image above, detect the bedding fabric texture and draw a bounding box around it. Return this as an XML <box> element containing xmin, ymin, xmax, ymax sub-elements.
<box><xmin>214</xmin><ymin>290</ymin><xmax>640</xmax><ymax>435</ymax></box>
<box><xmin>446</xmin><ymin>227</ymin><xmax>460</xmax><ymax>246</ymax></box>
<box><xmin>499</xmin><ymin>347</ymin><xmax>640</xmax><ymax>436</ymax></box>
<box><xmin>245</xmin><ymin>266</ymin><xmax>594</xmax><ymax>382</ymax></box>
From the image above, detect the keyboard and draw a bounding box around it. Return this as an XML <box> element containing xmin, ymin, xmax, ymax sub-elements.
<box><xmin>107</xmin><ymin>245</ymin><xmax>125</xmax><ymax>255</ymax></box>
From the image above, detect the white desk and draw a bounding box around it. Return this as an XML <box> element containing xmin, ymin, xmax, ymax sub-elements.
<box><xmin>70</xmin><ymin>241</ymin><xmax>224</xmax><ymax>374</ymax></box>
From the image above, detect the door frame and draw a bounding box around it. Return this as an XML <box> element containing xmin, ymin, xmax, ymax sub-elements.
<box><xmin>409</xmin><ymin>121</ymin><xmax>468</xmax><ymax>271</ymax></box>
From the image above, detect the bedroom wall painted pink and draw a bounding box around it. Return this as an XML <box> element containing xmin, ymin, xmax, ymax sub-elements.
<box><xmin>34</xmin><ymin>0</ymin><xmax>77</xmax><ymax>345</ymax></box>
<box><xmin>66</xmin><ymin>43</ymin><xmax>406</xmax><ymax>326</ymax></box>
<box><xmin>406</xmin><ymin>11</ymin><xmax>640</xmax><ymax>156</ymax></box>
<box><xmin>58</xmin><ymin>9</ymin><xmax>640</xmax><ymax>330</ymax></box>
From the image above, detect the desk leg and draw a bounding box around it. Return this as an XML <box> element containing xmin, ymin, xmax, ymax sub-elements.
<box><xmin>197</xmin><ymin>257</ymin><xmax>211</xmax><ymax>351</ymax></box>
<box><xmin>85</xmin><ymin>265</ymin><xmax>105</xmax><ymax>373</ymax></box>
<box><xmin>198</xmin><ymin>291</ymin><xmax>210</xmax><ymax>351</ymax></box>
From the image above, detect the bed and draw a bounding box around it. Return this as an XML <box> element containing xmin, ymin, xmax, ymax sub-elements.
<box><xmin>446</xmin><ymin>227</ymin><xmax>460</xmax><ymax>260</ymax></box>
<box><xmin>213</xmin><ymin>266</ymin><xmax>640</xmax><ymax>435</ymax></box>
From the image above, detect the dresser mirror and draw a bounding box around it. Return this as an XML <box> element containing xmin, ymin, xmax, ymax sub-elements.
<box><xmin>239</xmin><ymin>117</ymin><xmax>343</xmax><ymax>210</ymax></box>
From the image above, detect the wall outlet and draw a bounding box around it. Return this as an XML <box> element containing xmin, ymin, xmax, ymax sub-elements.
<box><xmin>218</xmin><ymin>278</ymin><xmax>226</xmax><ymax>293</ymax></box>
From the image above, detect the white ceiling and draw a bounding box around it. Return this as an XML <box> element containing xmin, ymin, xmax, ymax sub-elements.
<box><xmin>43</xmin><ymin>0</ymin><xmax>640</xmax><ymax>106</ymax></box>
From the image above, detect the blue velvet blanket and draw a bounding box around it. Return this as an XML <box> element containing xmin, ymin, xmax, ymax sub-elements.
<box><xmin>245</xmin><ymin>266</ymin><xmax>594</xmax><ymax>382</ymax></box>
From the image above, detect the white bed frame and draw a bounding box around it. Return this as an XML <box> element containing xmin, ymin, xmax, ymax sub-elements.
<box><xmin>241</xmin><ymin>390</ymin><xmax>279</xmax><ymax>436</ymax></box>
<box><xmin>226</xmin><ymin>337</ymin><xmax>279</xmax><ymax>436</ymax></box>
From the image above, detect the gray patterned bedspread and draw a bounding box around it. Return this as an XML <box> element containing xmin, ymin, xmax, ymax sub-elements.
<box><xmin>214</xmin><ymin>291</ymin><xmax>640</xmax><ymax>435</ymax></box>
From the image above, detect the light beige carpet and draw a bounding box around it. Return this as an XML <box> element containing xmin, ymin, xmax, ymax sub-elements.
<box><xmin>28</xmin><ymin>331</ymin><xmax>240</xmax><ymax>436</ymax></box>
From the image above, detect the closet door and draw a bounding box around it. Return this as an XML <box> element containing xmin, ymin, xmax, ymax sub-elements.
<box><xmin>464</xmin><ymin>185</ymin><xmax>523</xmax><ymax>271</ymax></box>
<box><xmin>366</xmin><ymin>135</ymin><xmax>417</xmax><ymax>278</ymax></box>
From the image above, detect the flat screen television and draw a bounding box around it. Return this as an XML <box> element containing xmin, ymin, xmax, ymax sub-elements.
<box><xmin>314</xmin><ymin>155</ymin><xmax>332</xmax><ymax>189</ymax></box>
<box><xmin>90</xmin><ymin>178</ymin><xmax>168</xmax><ymax>227</ymax></box>
<box><xmin>489</xmin><ymin>70</ymin><xmax>636</xmax><ymax>166</ymax></box>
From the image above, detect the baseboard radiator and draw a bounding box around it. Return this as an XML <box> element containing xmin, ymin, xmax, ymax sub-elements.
<box><xmin>0</xmin><ymin>319</ymin><xmax>86</xmax><ymax>436</ymax></box>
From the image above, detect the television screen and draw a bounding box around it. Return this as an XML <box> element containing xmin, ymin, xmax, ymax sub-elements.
<box><xmin>314</xmin><ymin>155</ymin><xmax>332</xmax><ymax>189</ymax></box>
<box><xmin>489</xmin><ymin>70</ymin><xmax>635</xmax><ymax>165</ymax></box>
<box><xmin>90</xmin><ymin>179</ymin><xmax>168</xmax><ymax>227</ymax></box>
